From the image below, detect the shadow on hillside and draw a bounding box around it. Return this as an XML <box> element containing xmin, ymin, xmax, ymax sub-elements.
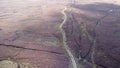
<box><xmin>71</xmin><ymin>3</ymin><xmax>120</xmax><ymax>12</ymax></box>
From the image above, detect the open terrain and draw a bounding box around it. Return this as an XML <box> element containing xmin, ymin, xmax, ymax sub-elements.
<box><xmin>0</xmin><ymin>0</ymin><xmax>120</xmax><ymax>68</ymax></box>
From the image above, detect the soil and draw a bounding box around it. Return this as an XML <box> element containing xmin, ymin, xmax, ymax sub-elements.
<box><xmin>0</xmin><ymin>0</ymin><xmax>120</xmax><ymax>68</ymax></box>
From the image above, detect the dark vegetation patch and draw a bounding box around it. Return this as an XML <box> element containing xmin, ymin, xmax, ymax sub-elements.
<box><xmin>65</xmin><ymin>3</ymin><xmax>120</xmax><ymax>68</ymax></box>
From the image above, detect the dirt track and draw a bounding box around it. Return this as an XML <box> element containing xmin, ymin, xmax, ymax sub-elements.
<box><xmin>0</xmin><ymin>0</ymin><xmax>120</xmax><ymax>68</ymax></box>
